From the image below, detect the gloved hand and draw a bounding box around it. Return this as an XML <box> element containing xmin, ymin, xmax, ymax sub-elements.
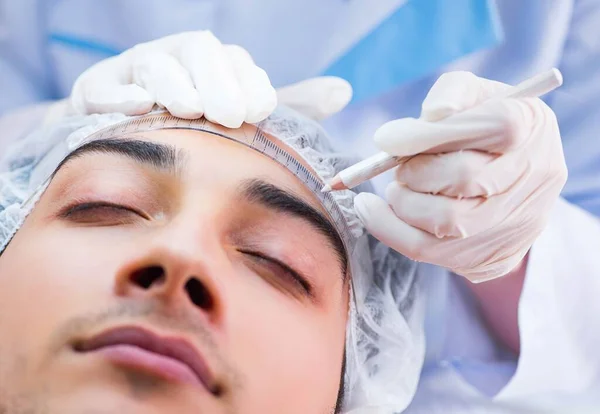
<box><xmin>353</xmin><ymin>71</ymin><xmax>568</xmax><ymax>282</ymax></box>
<box><xmin>71</xmin><ymin>31</ymin><xmax>352</xmax><ymax>127</ymax></box>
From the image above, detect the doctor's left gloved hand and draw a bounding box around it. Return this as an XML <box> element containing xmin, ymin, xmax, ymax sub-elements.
<box><xmin>70</xmin><ymin>31</ymin><xmax>276</xmax><ymax>128</ymax></box>
<box><xmin>354</xmin><ymin>72</ymin><xmax>568</xmax><ymax>282</ymax></box>
<box><xmin>70</xmin><ymin>30</ymin><xmax>352</xmax><ymax>127</ymax></box>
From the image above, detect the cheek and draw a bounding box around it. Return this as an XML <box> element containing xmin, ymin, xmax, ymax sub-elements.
<box><xmin>226</xmin><ymin>273</ymin><xmax>348</xmax><ymax>412</ymax></box>
<box><xmin>0</xmin><ymin>221</ymin><xmax>126</xmax><ymax>359</ymax></box>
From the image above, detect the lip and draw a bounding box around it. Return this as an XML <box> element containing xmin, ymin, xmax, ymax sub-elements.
<box><xmin>73</xmin><ymin>326</ymin><xmax>218</xmax><ymax>395</ymax></box>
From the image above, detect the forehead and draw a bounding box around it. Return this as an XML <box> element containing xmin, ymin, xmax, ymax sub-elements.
<box><xmin>117</xmin><ymin>128</ymin><xmax>329</xmax><ymax>215</ymax></box>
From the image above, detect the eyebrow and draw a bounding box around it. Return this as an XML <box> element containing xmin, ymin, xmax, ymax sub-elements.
<box><xmin>53</xmin><ymin>138</ymin><xmax>186</xmax><ymax>177</ymax></box>
<box><xmin>240</xmin><ymin>179</ymin><xmax>348</xmax><ymax>276</ymax></box>
<box><xmin>54</xmin><ymin>138</ymin><xmax>348</xmax><ymax>275</ymax></box>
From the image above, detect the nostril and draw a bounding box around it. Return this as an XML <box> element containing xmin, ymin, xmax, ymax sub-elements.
<box><xmin>185</xmin><ymin>278</ymin><xmax>214</xmax><ymax>311</ymax></box>
<box><xmin>130</xmin><ymin>266</ymin><xmax>165</xmax><ymax>289</ymax></box>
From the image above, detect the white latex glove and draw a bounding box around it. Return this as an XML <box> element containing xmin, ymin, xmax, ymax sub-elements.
<box><xmin>353</xmin><ymin>71</ymin><xmax>568</xmax><ymax>282</ymax></box>
<box><xmin>71</xmin><ymin>31</ymin><xmax>352</xmax><ymax>127</ymax></box>
<box><xmin>275</xmin><ymin>76</ymin><xmax>352</xmax><ymax>121</ymax></box>
<box><xmin>71</xmin><ymin>31</ymin><xmax>275</xmax><ymax>128</ymax></box>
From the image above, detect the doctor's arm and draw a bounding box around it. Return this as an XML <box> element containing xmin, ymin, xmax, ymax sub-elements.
<box><xmin>355</xmin><ymin>68</ymin><xmax>600</xmax><ymax>399</ymax></box>
<box><xmin>464</xmin><ymin>0</ymin><xmax>600</xmax><ymax>396</ymax></box>
<box><xmin>463</xmin><ymin>253</ymin><xmax>527</xmax><ymax>354</ymax></box>
<box><xmin>483</xmin><ymin>0</ymin><xmax>600</xmax><ymax>396</ymax></box>
<box><xmin>491</xmin><ymin>198</ymin><xmax>600</xmax><ymax>400</ymax></box>
<box><xmin>466</xmin><ymin>196</ymin><xmax>600</xmax><ymax>371</ymax></box>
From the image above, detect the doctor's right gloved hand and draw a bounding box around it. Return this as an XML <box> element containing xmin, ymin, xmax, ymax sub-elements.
<box><xmin>70</xmin><ymin>31</ymin><xmax>352</xmax><ymax>127</ymax></box>
<box><xmin>354</xmin><ymin>72</ymin><xmax>568</xmax><ymax>283</ymax></box>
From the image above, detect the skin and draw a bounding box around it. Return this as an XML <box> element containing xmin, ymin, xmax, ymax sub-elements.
<box><xmin>465</xmin><ymin>255</ymin><xmax>528</xmax><ymax>355</ymax></box>
<box><xmin>0</xmin><ymin>129</ymin><xmax>349</xmax><ymax>414</ymax></box>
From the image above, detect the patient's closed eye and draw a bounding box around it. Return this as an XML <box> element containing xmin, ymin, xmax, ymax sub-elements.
<box><xmin>240</xmin><ymin>250</ymin><xmax>313</xmax><ymax>299</ymax></box>
<box><xmin>60</xmin><ymin>202</ymin><xmax>149</xmax><ymax>225</ymax></box>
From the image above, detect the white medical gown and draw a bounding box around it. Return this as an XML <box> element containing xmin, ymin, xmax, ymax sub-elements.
<box><xmin>1</xmin><ymin>0</ymin><xmax>599</xmax><ymax>412</ymax></box>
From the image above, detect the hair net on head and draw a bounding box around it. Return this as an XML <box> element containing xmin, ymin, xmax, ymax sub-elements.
<box><xmin>0</xmin><ymin>107</ymin><xmax>425</xmax><ymax>413</ymax></box>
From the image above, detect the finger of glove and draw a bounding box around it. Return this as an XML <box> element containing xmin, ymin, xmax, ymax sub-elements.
<box><xmin>354</xmin><ymin>191</ymin><xmax>533</xmax><ymax>278</ymax></box>
<box><xmin>74</xmin><ymin>83</ymin><xmax>154</xmax><ymax>115</ymax></box>
<box><xmin>276</xmin><ymin>76</ymin><xmax>352</xmax><ymax>121</ymax></box>
<box><xmin>375</xmin><ymin>98</ymin><xmax>536</xmax><ymax>157</ymax></box>
<box><xmin>131</xmin><ymin>51</ymin><xmax>204</xmax><ymax>119</ymax></box>
<box><xmin>421</xmin><ymin>71</ymin><xmax>510</xmax><ymax>121</ymax></box>
<box><xmin>178</xmin><ymin>31</ymin><xmax>246</xmax><ymax>128</ymax></box>
<box><xmin>71</xmin><ymin>56</ymin><xmax>153</xmax><ymax>115</ymax></box>
<box><xmin>396</xmin><ymin>149</ymin><xmax>527</xmax><ymax>198</ymax></box>
<box><xmin>224</xmin><ymin>44</ymin><xmax>277</xmax><ymax>123</ymax></box>
<box><xmin>353</xmin><ymin>192</ymin><xmax>442</xmax><ymax>262</ymax></box>
<box><xmin>354</xmin><ymin>192</ymin><xmax>520</xmax><ymax>275</ymax></box>
<box><xmin>393</xmin><ymin>139</ymin><xmax>567</xmax><ymax>241</ymax></box>
<box><xmin>385</xmin><ymin>181</ymin><xmax>512</xmax><ymax>238</ymax></box>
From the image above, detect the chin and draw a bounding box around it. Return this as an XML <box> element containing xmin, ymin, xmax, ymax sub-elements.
<box><xmin>43</xmin><ymin>384</ymin><xmax>215</xmax><ymax>414</ymax></box>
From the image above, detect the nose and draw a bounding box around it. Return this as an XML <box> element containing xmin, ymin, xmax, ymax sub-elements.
<box><xmin>114</xmin><ymin>244</ymin><xmax>226</xmax><ymax>326</ymax></box>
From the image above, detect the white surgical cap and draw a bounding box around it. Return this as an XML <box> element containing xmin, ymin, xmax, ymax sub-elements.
<box><xmin>0</xmin><ymin>107</ymin><xmax>425</xmax><ymax>413</ymax></box>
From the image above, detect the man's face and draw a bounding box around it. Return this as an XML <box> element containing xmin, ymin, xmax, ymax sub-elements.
<box><xmin>0</xmin><ymin>129</ymin><xmax>349</xmax><ymax>414</ymax></box>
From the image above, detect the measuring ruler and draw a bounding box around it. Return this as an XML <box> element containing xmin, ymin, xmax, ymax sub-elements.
<box><xmin>76</xmin><ymin>111</ymin><xmax>359</xmax><ymax>255</ymax></box>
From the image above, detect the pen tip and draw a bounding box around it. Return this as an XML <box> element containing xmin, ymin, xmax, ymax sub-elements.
<box><xmin>321</xmin><ymin>184</ymin><xmax>332</xmax><ymax>193</ymax></box>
